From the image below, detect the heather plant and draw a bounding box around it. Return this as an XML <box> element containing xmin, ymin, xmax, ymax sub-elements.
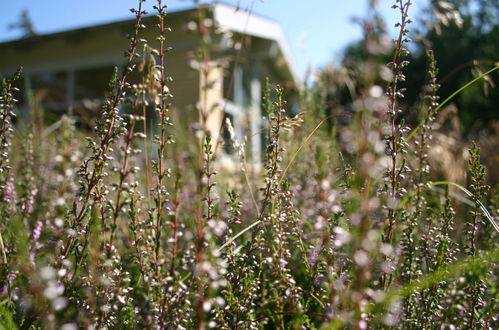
<box><xmin>0</xmin><ymin>0</ymin><xmax>498</xmax><ymax>329</ymax></box>
<box><xmin>0</xmin><ymin>69</ymin><xmax>21</xmax><ymax>234</ymax></box>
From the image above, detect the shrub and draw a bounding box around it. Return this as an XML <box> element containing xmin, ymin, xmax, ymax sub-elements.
<box><xmin>0</xmin><ymin>0</ymin><xmax>497</xmax><ymax>328</ymax></box>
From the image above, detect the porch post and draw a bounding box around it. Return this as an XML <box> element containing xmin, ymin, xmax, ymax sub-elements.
<box><xmin>250</xmin><ymin>61</ymin><xmax>261</xmax><ymax>164</ymax></box>
<box><xmin>67</xmin><ymin>69</ymin><xmax>75</xmax><ymax>112</ymax></box>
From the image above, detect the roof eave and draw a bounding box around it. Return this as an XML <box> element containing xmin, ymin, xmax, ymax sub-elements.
<box><xmin>212</xmin><ymin>3</ymin><xmax>301</xmax><ymax>87</ymax></box>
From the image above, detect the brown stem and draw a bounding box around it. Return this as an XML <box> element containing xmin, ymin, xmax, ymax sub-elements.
<box><xmin>109</xmin><ymin>117</ymin><xmax>137</xmax><ymax>249</ymax></box>
<box><xmin>62</xmin><ymin>0</ymin><xmax>145</xmax><ymax>259</ymax></box>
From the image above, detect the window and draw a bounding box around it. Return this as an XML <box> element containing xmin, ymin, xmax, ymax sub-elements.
<box><xmin>222</xmin><ymin>113</ymin><xmax>236</xmax><ymax>155</ymax></box>
<box><xmin>30</xmin><ymin>71</ymin><xmax>67</xmax><ymax>110</ymax></box>
<box><xmin>223</xmin><ymin>61</ymin><xmax>251</xmax><ymax>108</ymax></box>
<box><xmin>11</xmin><ymin>76</ymin><xmax>26</xmax><ymax>108</ymax></box>
<box><xmin>75</xmin><ymin>66</ymin><xmax>115</xmax><ymax>100</ymax></box>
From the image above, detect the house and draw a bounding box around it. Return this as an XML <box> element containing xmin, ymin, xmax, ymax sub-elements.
<box><xmin>0</xmin><ymin>2</ymin><xmax>300</xmax><ymax>163</ymax></box>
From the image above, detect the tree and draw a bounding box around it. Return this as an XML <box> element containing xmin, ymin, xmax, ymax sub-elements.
<box><xmin>8</xmin><ymin>9</ymin><xmax>37</xmax><ymax>38</ymax></box>
<box><xmin>406</xmin><ymin>0</ymin><xmax>499</xmax><ymax>132</ymax></box>
<box><xmin>319</xmin><ymin>0</ymin><xmax>498</xmax><ymax>133</ymax></box>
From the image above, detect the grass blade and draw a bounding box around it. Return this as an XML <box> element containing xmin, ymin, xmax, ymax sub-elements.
<box><xmin>406</xmin><ymin>65</ymin><xmax>499</xmax><ymax>142</ymax></box>
<box><xmin>398</xmin><ymin>181</ymin><xmax>499</xmax><ymax>233</ymax></box>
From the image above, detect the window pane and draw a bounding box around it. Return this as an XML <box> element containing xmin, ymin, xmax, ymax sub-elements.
<box><xmin>223</xmin><ymin>61</ymin><xmax>236</xmax><ymax>102</ymax></box>
<box><xmin>11</xmin><ymin>76</ymin><xmax>25</xmax><ymax>107</ymax></box>
<box><xmin>30</xmin><ymin>71</ymin><xmax>67</xmax><ymax>106</ymax></box>
<box><xmin>75</xmin><ymin>66</ymin><xmax>115</xmax><ymax>100</ymax></box>
<box><xmin>222</xmin><ymin>113</ymin><xmax>235</xmax><ymax>155</ymax></box>
<box><xmin>223</xmin><ymin>61</ymin><xmax>251</xmax><ymax>108</ymax></box>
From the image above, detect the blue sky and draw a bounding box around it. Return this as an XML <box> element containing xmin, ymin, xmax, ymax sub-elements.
<box><xmin>0</xmin><ymin>0</ymin><xmax>427</xmax><ymax>77</ymax></box>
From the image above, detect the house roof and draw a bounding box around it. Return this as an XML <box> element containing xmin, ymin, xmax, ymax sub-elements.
<box><xmin>211</xmin><ymin>2</ymin><xmax>300</xmax><ymax>85</ymax></box>
<box><xmin>0</xmin><ymin>2</ymin><xmax>300</xmax><ymax>86</ymax></box>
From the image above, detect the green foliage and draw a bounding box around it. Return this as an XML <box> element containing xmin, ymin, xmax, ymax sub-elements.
<box><xmin>0</xmin><ymin>302</ymin><xmax>18</xmax><ymax>330</ymax></box>
<box><xmin>407</xmin><ymin>0</ymin><xmax>499</xmax><ymax>130</ymax></box>
<box><xmin>334</xmin><ymin>0</ymin><xmax>498</xmax><ymax>132</ymax></box>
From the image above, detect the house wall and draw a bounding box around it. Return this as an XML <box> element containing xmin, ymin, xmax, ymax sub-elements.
<box><xmin>0</xmin><ymin>16</ymin><xmax>201</xmax><ymax>117</ymax></box>
<box><xmin>0</xmin><ymin>10</ymin><xmax>298</xmax><ymax>164</ymax></box>
<box><xmin>199</xmin><ymin>61</ymin><xmax>224</xmax><ymax>146</ymax></box>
